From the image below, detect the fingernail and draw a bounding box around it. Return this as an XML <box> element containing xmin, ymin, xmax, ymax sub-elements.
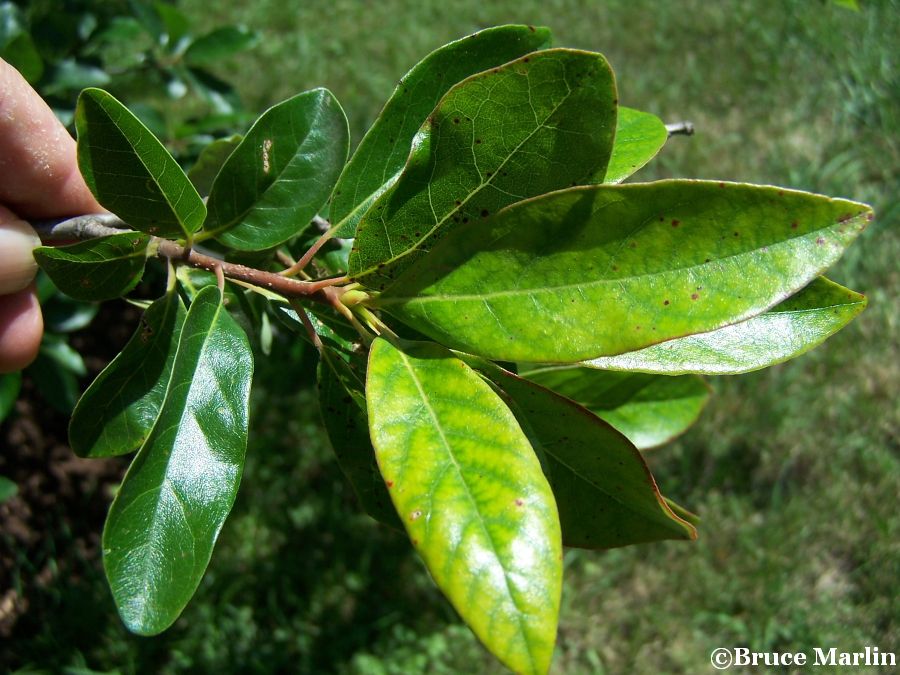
<box><xmin>0</xmin><ymin>218</ymin><xmax>41</xmax><ymax>295</ymax></box>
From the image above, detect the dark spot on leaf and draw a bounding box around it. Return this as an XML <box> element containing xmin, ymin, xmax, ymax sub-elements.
<box><xmin>481</xmin><ymin>209</ymin><xmax>489</xmax><ymax>218</ymax></box>
<box><xmin>386</xmin><ymin>480</ymin><xmax>394</xmax><ymax>488</ymax></box>
<box><xmin>663</xmin><ymin>299</ymin><xmax>670</xmax><ymax>306</ymax></box>
<box><xmin>704</xmin><ymin>258</ymin><xmax>711</xmax><ymax>263</ymax></box>
<box><xmin>453</xmin><ymin>118</ymin><xmax>460</xmax><ymax>124</ymax></box>
<box><xmin>733</xmin><ymin>231</ymin><xmax>740</xmax><ymax>237</ymax></box>
<box><xmin>629</xmin><ymin>242</ymin><xmax>637</xmax><ymax>248</ymax></box>
<box><xmin>816</xmin><ymin>236</ymin><xmax>826</xmax><ymax>245</ymax></box>
<box><xmin>671</xmin><ymin>219</ymin><xmax>680</xmax><ymax>227</ymax></box>
<box><xmin>528</xmin><ymin>24</ymin><xmax>536</xmax><ymax>31</ymax></box>
<box><xmin>658</xmin><ymin>216</ymin><xmax>664</xmax><ymax>222</ymax></box>
<box><xmin>515</xmin><ymin>498</ymin><xmax>524</xmax><ymax>506</ymax></box>
<box><xmin>866</xmin><ymin>212</ymin><xmax>874</xmax><ymax>221</ymax></box>
<box><xmin>612</xmin><ymin>265</ymin><xmax>618</xmax><ymax>271</ymax></box>
<box><xmin>691</xmin><ymin>293</ymin><xmax>699</xmax><ymax>300</ymax></box>
<box><xmin>455</xmin><ymin>200</ymin><xmax>462</xmax><ymax>206</ymax></box>
<box><xmin>475</xmin><ymin>139</ymin><xmax>482</xmax><ymax>144</ymax></box>
<box><xmin>462</xmin><ymin>217</ymin><xmax>469</xmax><ymax>223</ymax></box>
<box><xmin>409</xmin><ymin>510</ymin><xmax>422</xmax><ymax>521</ymax></box>
<box><xmin>838</xmin><ymin>213</ymin><xmax>854</xmax><ymax>223</ymax></box>
<box><xmin>791</xmin><ymin>221</ymin><xmax>798</xmax><ymax>229</ymax></box>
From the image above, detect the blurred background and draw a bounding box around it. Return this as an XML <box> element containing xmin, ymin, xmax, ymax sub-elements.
<box><xmin>1</xmin><ymin>0</ymin><xmax>897</xmax><ymax>672</ymax></box>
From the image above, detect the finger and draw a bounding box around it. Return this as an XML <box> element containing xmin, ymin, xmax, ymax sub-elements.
<box><xmin>0</xmin><ymin>58</ymin><xmax>103</xmax><ymax>219</ymax></box>
<box><xmin>0</xmin><ymin>205</ymin><xmax>41</xmax><ymax>294</ymax></box>
<box><xmin>0</xmin><ymin>283</ymin><xmax>42</xmax><ymax>373</ymax></box>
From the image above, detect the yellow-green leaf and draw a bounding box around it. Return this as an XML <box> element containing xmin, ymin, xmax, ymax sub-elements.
<box><xmin>367</xmin><ymin>339</ymin><xmax>561</xmax><ymax>674</ymax></box>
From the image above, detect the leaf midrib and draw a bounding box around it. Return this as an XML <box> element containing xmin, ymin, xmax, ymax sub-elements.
<box><xmin>396</xmin><ymin>349</ymin><xmax>536</xmax><ymax>671</ymax></box>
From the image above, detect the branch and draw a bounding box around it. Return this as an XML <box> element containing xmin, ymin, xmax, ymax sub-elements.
<box><xmin>665</xmin><ymin>121</ymin><xmax>695</xmax><ymax>137</ymax></box>
<box><xmin>31</xmin><ymin>214</ymin><xmax>346</xmax><ymax>302</ymax></box>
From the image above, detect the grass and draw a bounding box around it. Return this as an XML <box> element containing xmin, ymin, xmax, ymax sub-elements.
<box><xmin>7</xmin><ymin>0</ymin><xmax>898</xmax><ymax>673</ymax></box>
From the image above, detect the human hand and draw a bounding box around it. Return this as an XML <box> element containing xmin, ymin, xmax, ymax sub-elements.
<box><xmin>0</xmin><ymin>58</ymin><xmax>103</xmax><ymax>373</ymax></box>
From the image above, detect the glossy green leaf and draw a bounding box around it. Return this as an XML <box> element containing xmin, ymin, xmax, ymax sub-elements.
<box><xmin>349</xmin><ymin>48</ymin><xmax>618</xmax><ymax>289</ymax></box>
<box><xmin>184</xmin><ymin>26</ymin><xmax>257</xmax><ymax>65</ymax></box>
<box><xmin>604</xmin><ymin>107</ymin><xmax>667</xmax><ymax>183</ymax></box>
<box><xmin>69</xmin><ymin>291</ymin><xmax>186</xmax><ymax>458</ymax></box>
<box><xmin>330</xmin><ymin>24</ymin><xmax>552</xmax><ymax>237</ymax></box>
<box><xmin>520</xmin><ymin>367</ymin><xmax>710</xmax><ymax>449</ymax></box>
<box><xmin>76</xmin><ymin>88</ymin><xmax>206</xmax><ymax>238</ymax></box>
<box><xmin>471</xmin><ymin>360</ymin><xmax>697</xmax><ymax>547</ymax></box>
<box><xmin>188</xmin><ymin>134</ymin><xmax>242</xmax><ymax>197</ymax></box>
<box><xmin>203</xmin><ymin>89</ymin><xmax>349</xmax><ymax>250</ymax></box>
<box><xmin>318</xmin><ymin>346</ymin><xmax>401</xmax><ymax>528</ymax></box>
<box><xmin>585</xmin><ymin>277</ymin><xmax>868</xmax><ymax>374</ymax></box>
<box><xmin>33</xmin><ymin>232</ymin><xmax>149</xmax><ymax>302</ymax></box>
<box><xmin>377</xmin><ymin>181</ymin><xmax>871</xmax><ymax>362</ymax></box>
<box><xmin>367</xmin><ymin>339</ymin><xmax>561</xmax><ymax>674</ymax></box>
<box><xmin>0</xmin><ymin>371</ymin><xmax>21</xmax><ymax>423</ymax></box>
<box><xmin>103</xmin><ymin>286</ymin><xmax>253</xmax><ymax>635</ymax></box>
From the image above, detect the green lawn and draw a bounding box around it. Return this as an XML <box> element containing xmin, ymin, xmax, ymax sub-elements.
<box><xmin>9</xmin><ymin>1</ymin><xmax>898</xmax><ymax>673</ymax></box>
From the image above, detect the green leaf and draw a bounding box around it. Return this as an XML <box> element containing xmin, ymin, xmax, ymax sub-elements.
<box><xmin>604</xmin><ymin>107</ymin><xmax>667</xmax><ymax>183</ymax></box>
<box><xmin>349</xmin><ymin>48</ymin><xmax>618</xmax><ymax>289</ymax></box>
<box><xmin>103</xmin><ymin>286</ymin><xmax>253</xmax><ymax>635</ymax></box>
<box><xmin>520</xmin><ymin>368</ymin><xmax>710</xmax><ymax>449</ymax></box>
<box><xmin>0</xmin><ymin>4</ymin><xmax>44</xmax><ymax>83</ymax></box>
<box><xmin>187</xmin><ymin>134</ymin><xmax>242</xmax><ymax>197</ymax></box>
<box><xmin>27</xmin><ymin>334</ymin><xmax>86</xmax><ymax>414</ymax></box>
<box><xmin>0</xmin><ymin>371</ymin><xmax>21</xmax><ymax>423</ymax></box>
<box><xmin>43</xmin><ymin>295</ymin><xmax>99</xmax><ymax>333</ymax></box>
<box><xmin>203</xmin><ymin>89</ymin><xmax>349</xmax><ymax>250</ymax></box>
<box><xmin>0</xmin><ymin>475</ymin><xmax>17</xmax><ymax>503</ymax></box>
<box><xmin>69</xmin><ymin>291</ymin><xmax>186</xmax><ymax>458</ymax></box>
<box><xmin>330</xmin><ymin>24</ymin><xmax>552</xmax><ymax>237</ymax></box>
<box><xmin>366</xmin><ymin>339</ymin><xmax>561</xmax><ymax>674</ymax></box>
<box><xmin>76</xmin><ymin>88</ymin><xmax>206</xmax><ymax>239</ymax></box>
<box><xmin>584</xmin><ymin>277</ymin><xmax>868</xmax><ymax>374</ymax></box>
<box><xmin>184</xmin><ymin>26</ymin><xmax>257</xmax><ymax>66</ymax></box>
<box><xmin>471</xmin><ymin>360</ymin><xmax>697</xmax><ymax>547</ymax></box>
<box><xmin>33</xmin><ymin>233</ymin><xmax>149</xmax><ymax>302</ymax></box>
<box><xmin>44</xmin><ymin>59</ymin><xmax>111</xmax><ymax>96</ymax></box>
<box><xmin>317</xmin><ymin>346</ymin><xmax>401</xmax><ymax>528</ymax></box>
<box><xmin>377</xmin><ymin>182</ymin><xmax>872</xmax><ymax>362</ymax></box>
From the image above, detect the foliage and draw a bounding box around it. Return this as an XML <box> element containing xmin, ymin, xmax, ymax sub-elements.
<box><xmin>18</xmin><ymin>21</ymin><xmax>880</xmax><ymax>675</ymax></box>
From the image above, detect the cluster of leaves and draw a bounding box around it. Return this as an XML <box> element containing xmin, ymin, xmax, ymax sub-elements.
<box><xmin>0</xmin><ymin>0</ymin><xmax>255</xmax><ymax>423</ymax></box>
<box><xmin>30</xmin><ymin>25</ymin><xmax>872</xmax><ymax>674</ymax></box>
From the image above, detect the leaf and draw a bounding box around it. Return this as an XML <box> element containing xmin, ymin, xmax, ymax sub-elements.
<box><xmin>366</xmin><ymin>339</ymin><xmax>561</xmax><ymax>674</ymax></box>
<box><xmin>187</xmin><ymin>134</ymin><xmax>242</xmax><ymax>197</ymax></box>
<box><xmin>584</xmin><ymin>277</ymin><xmax>868</xmax><ymax>374</ymax></box>
<box><xmin>203</xmin><ymin>89</ymin><xmax>349</xmax><ymax>250</ymax></box>
<box><xmin>377</xmin><ymin>181</ymin><xmax>872</xmax><ymax>362</ymax></box>
<box><xmin>0</xmin><ymin>475</ymin><xmax>17</xmax><ymax>503</ymax></box>
<box><xmin>76</xmin><ymin>88</ymin><xmax>206</xmax><ymax>239</ymax></box>
<box><xmin>317</xmin><ymin>346</ymin><xmax>401</xmax><ymax>528</ymax></box>
<box><xmin>604</xmin><ymin>107</ymin><xmax>667</xmax><ymax>183</ymax></box>
<box><xmin>43</xmin><ymin>295</ymin><xmax>99</xmax><ymax>333</ymax></box>
<box><xmin>471</xmin><ymin>360</ymin><xmax>697</xmax><ymax>547</ymax></box>
<box><xmin>103</xmin><ymin>286</ymin><xmax>253</xmax><ymax>635</ymax></box>
<box><xmin>26</xmin><ymin>335</ymin><xmax>85</xmax><ymax>414</ymax></box>
<box><xmin>184</xmin><ymin>26</ymin><xmax>257</xmax><ymax>65</ymax></box>
<box><xmin>520</xmin><ymin>367</ymin><xmax>710</xmax><ymax>449</ymax></box>
<box><xmin>0</xmin><ymin>3</ymin><xmax>44</xmax><ymax>83</ymax></box>
<box><xmin>69</xmin><ymin>291</ymin><xmax>186</xmax><ymax>458</ymax></box>
<box><xmin>329</xmin><ymin>24</ymin><xmax>552</xmax><ymax>237</ymax></box>
<box><xmin>349</xmin><ymin>48</ymin><xmax>618</xmax><ymax>289</ymax></box>
<box><xmin>0</xmin><ymin>371</ymin><xmax>21</xmax><ymax>423</ymax></box>
<box><xmin>33</xmin><ymin>233</ymin><xmax>150</xmax><ymax>302</ymax></box>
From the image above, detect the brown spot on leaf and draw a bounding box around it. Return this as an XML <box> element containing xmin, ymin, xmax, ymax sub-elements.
<box><xmin>691</xmin><ymin>293</ymin><xmax>700</xmax><ymax>300</ymax></box>
<box><xmin>663</xmin><ymin>299</ymin><xmax>670</xmax><ymax>306</ymax></box>
<box><xmin>791</xmin><ymin>221</ymin><xmax>799</xmax><ymax>229</ymax></box>
<box><xmin>409</xmin><ymin>510</ymin><xmax>422</xmax><ymax>521</ymax></box>
<box><xmin>515</xmin><ymin>499</ymin><xmax>524</xmax><ymax>507</ymax></box>
<box><xmin>671</xmin><ymin>219</ymin><xmax>680</xmax><ymax>227</ymax></box>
